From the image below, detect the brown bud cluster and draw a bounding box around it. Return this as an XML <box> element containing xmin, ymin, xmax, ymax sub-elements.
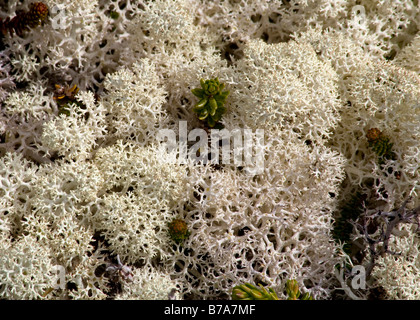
<box><xmin>0</xmin><ymin>2</ymin><xmax>49</xmax><ymax>37</ymax></box>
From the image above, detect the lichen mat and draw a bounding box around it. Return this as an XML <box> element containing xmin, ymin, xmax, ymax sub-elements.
<box><xmin>1</xmin><ymin>0</ymin><xmax>420</xmax><ymax>300</ymax></box>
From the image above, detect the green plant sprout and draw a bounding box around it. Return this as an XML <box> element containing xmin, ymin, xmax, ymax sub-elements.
<box><xmin>168</xmin><ymin>218</ymin><xmax>190</xmax><ymax>244</ymax></box>
<box><xmin>366</xmin><ymin>128</ymin><xmax>396</xmax><ymax>162</ymax></box>
<box><xmin>231</xmin><ymin>280</ymin><xmax>314</xmax><ymax>300</ymax></box>
<box><xmin>232</xmin><ymin>283</ymin><xmax>279</xmax><ymax>300</ymax></box>
<box><xmin>191</xmin><ymin>78</ymin><xmax>229</xmax><ymax>128</ymax></box>
<box><xmin>109</xmin><ymin>11</ymin><xmax>119</xmax><ymax>20</ymax></box>
<box><xmin>285</xmin><ymin>279</ymin><xmax>313</xmax><ymax>300</ymax></box>
<box><xmin>54</xmin><ymin>84</ymin><xmax>81</xmax><ymax>116</ymax></box>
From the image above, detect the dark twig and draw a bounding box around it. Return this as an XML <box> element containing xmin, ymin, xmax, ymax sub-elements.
<box><xmin>352</xmin><ymin>197</ymin><xmax>420</xmax><ymax>278</ymax></box>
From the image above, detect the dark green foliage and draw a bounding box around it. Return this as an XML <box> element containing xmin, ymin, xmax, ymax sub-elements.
<box><xmin>332</xmin><ymin>192</ymin><xmax>367</xmax><ymax>254</ymax></box>
<box><xmin>285</xmin><ymin>279</ymin><xmax>314</xmax><ymax>300</ymax></box>
<box><xmin>231</xmin><ymin>280</ymin><xmax>314</xmax><ymax>300</ymax></box>
<box><xmin>191</xmin><ymin>78</ymin><xmax>229</xmax><ymax>127</ymax></box>
<box><xmin>366</xmin><ymin>128</ymin><xmax>396</xmax><ymax>163</ymax></box>
<box><xmin>232</xmin><ymin>283</ymin><xmax>279</xmax><ymax>300</ymax></box>
<box><xmin>109</xmin><ymin>11</ymin><xmax>119</xmax><ymax>20</ymax></box>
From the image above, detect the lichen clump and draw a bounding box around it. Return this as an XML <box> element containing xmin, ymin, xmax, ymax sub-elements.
<box><xmin>1</xmin><ymin>0</ymin><xmax>420</xmax><ymax>301</ymax></box>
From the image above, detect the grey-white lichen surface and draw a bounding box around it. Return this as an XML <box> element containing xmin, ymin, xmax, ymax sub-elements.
<box><xmin>1</xmin><ymin>0</ymin><xmax>420</xmax><ymax>300</ymax></box>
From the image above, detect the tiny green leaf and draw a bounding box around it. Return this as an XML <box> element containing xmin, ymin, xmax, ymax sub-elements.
<box><xmin>196</xmin><ymin>98</ymin><xmax>208</xmax><ymax>108</ymax></box>
<box><xmin>192</xmin><ymin>104</ymin><xmax>205</xmax><ymax>113</ymax></box>
<box><xmin>232</xmin><ymin>283</ymin><xmax>279</xmax><ymax>300</ymax></box>
<box><xmin>213</xmin><ymin>122</ymin><xmax>225</xmax><ymax>130</ymax></box>
<box><xmin>109</xmin><ymin>11</ymin><xmax>119</xmax><ymax>19</ymax></box>
<box><xmin>199</xmin><ymin>108</ymin><xmax>208</xmax><ymax>120</ymax></box>
<box><xmin>207</xmin><ymin>116</ymin><xmax>216</xmax><ymax>127</ymax></box>
<box><xmin>301</xmin><ymin>292</ymin><xmax>314</xmax><ymax>300</ymax></box>
<box><xmin>208</xmin><ymin>98</ymin><xmax>218</xmax><ymax>116</ymax></box>
<box><xmin>212</xmin><ymin>112</ymin><xmax>222</xmax><ymax>122</ymax></box>
<box><xmin>213</xmin><ymin>107</ymin><xmax>226</xmax><ymax>121</ymax></box>
<box><xmin>208</xmin><ymin>85</ymin><xmax>217</xmax><ymax>94</ymax></box>
<box><xmin>221</xmin><ymin>90</ymin><xmax>230</xmax><ymax>98</ymax></box>
<box><xmin>191</xmin><ymin>88</ymin><xmax>204</xmax><ymax>98</ymax></box>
